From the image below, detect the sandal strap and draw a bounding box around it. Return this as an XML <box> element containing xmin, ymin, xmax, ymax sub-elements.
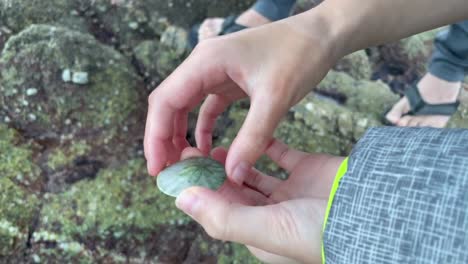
<box><xmin>405</xmin><ymin>84</ymin><xmax>460</xmax><ymax>116</ymax></box>
<box><xmin>220</xmin><ymin>15</ymin><xmax>247</xmax><ymax>35</ymax></box>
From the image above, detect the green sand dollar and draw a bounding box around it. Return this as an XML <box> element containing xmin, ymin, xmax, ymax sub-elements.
<box><xmin>157</xmin><ymin>157</ymin><xmax>227</xmax><ymax>197</ymax></box>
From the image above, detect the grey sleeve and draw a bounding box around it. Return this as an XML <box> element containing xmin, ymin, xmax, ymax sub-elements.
<box><xmin>323</xmin><ymin>127</ymin><xmax>468</xmax><ymax>264</ymax></box>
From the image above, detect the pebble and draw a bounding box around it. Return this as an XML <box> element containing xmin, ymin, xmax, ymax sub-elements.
<box><xmin>72</xmin><ymin>72</ymin><xmax>89</xmax><ymax>85</ymax></box>
<box><xmin>305</xmin><ymin>102</ymin><xmax>314</xmax><ymax>111</ymax></box>
<box><xmin>28</xmin><ymin>113</ymin><xmax>37</xmax><ymax>121</ymax></box>
<box><xmin>62</xmin><ymin>69</ymin><xmax>72</xmax><ymax>82</ymax></box>
<box><xmin>26</xmin><ymin>88</ymin><xmax>38</xmax><ymax>96</ymax></box>
<box><xmin>128</xmin><ymin>22</ymin><xmax>139</xmax><ymax>30</ymax></box>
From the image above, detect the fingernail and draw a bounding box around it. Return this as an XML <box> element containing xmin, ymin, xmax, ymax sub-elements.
<box><xmin>231</xmin><ymin>162</ymin><xmax>249</xmax><ymax>186</ymax></box>
<box><xmin>176</xmin><ymin>190</ymin><xmax>200</xmax><ymax>216</ymax></box>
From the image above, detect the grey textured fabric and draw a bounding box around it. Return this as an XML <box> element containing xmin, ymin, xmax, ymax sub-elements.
<box><xmin>323</xmin><ymin>127</ymin><xmax>468</xmax><ymax>264</ymax></box>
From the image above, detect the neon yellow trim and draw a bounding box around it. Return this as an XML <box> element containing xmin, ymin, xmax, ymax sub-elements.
<box><xmin>321</xmin><ymin>157</ymin><xmax>348</xmax><ymax>264</ymax></box>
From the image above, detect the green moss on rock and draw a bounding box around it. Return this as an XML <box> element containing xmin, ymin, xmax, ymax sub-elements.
<box><xmin>335</xmin><ymin>50</ymin><xmax>372</xmax><ymax>80</ymax></box>
<box><xmin>317</xmin><ymin>71</ymin><xmax>399</xmax><ymax>118</ymax></box>
<box><xmin>47</xmin><ymin>141</ymin><xmax>91</xmax><ymax>171</ymax></box>
<box><xmin>0</xmin><ymin>0</ymin><xmax>87</xmax><ymax>33</ymax></box>
<box><xmin>35</xmin><ymin>159</ymin><xmax>189</xmax><ymax>261</ymax></box>
<box><xmin>218</xmin><ymin>243</ymin><xmax>262</xmax><ymax>264</ymax></box>
<box><xmin>218</xmin><ymin>96</ymin><xmax>380</xmax><ymax>176</ymax></box>
<box><xmin>0</xmin><ymin>24</ymin><xmax>140</xmax><ymax>141</ymax></box>
<box><xmin>0</xmin><ymin>124</ymin><xmax>41</xmax><ymax>186</ymax></box>
<box><xmin>0</xmin><ymin>177</ymin><xmax>39</xmax><ymax>258</ymax></box>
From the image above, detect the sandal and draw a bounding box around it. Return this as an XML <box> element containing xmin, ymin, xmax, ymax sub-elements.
<box><xmin>383</xmin><ymin>83</ymin><xmax>460</xmax><ymax>125</ymax></box>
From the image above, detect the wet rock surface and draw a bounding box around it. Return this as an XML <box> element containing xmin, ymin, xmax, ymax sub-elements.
<box><xmin>0</xmin><ymin>1</ymin><xmax>466</xmax><ymax>263</ymax></box>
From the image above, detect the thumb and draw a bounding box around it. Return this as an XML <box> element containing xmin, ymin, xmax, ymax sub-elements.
<box><xmin>225</xmin><ymin>96</ymin><xmax>289</xmax><ymax>185</ymax></box>
<box><xmin>175</xmin><ymin>187</ymin><xmax>296</xmax><ymax>257</ymax></box>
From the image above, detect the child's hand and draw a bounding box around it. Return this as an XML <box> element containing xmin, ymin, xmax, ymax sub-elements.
<box><xmin>175</xmin><ymin>140</ymin><xmax>344</xmax><ymax>264</ymax></box>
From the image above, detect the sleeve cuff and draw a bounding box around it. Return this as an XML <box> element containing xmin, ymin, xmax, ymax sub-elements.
<box><xmin>321</xmin><ymin>157</ymin><xmax>348</xmax><ymax>264</ymax></box>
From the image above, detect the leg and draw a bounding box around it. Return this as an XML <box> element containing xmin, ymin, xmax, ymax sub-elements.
<box><xmin>198</xmin><ymin>0</ymin><xmax>297</xmax><ymax>42</ymax></box>
<box><xmin>386</xmin><ymin>21</ymin><xmax>468</xmax><ymax>127</ymax></box>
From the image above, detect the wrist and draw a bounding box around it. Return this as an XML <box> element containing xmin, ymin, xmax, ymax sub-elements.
<box><xmin>298</xmin><ymin>0</ymin><xmax>371</xmax><ymax>57</ymax></box>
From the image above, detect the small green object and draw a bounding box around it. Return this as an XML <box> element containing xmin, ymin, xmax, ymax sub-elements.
<box><xmin>157</xmin><ymin>157</ymin><xmax>226</xmax><ymax>197</ymax></box>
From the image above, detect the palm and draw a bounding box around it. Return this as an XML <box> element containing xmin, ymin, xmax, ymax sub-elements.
<box><xmin>181</xmin><ymin>141</ymin><xmax>343</xmax><ymax>263</ymax></box>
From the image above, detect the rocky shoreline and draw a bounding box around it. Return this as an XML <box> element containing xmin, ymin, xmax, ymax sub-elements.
<box><xmin>1</xmin><ymin>0</ymin><xmax>467</xmax><ymax>262</ymax></box>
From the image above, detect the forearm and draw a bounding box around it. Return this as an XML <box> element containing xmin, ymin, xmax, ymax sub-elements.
<box><xmin>299</xmin><ymin>0</ymin><xmax>468</xmax><ymax>57</ymax></box>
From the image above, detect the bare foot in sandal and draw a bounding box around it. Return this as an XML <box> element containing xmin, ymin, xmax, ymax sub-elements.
<box><xmin>198</xmin><ymin>9</ymin><xmax>271</xmax><ymax>42</ymax></box>
<box><xmin>385</xmin><ymin>73</ymin><xmax>461</xmax><ymax>128</ymax></box>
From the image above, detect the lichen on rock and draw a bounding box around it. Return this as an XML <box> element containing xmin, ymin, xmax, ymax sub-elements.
<box><xmin>0</xmin><ymin>24</ymin><xmax>140</xmax><ymax>138</ymax></box>
<box><xmin>0</xmin><ymin>177</ymin><xmax>39</xmax><ymax>260</ymax></box>
<box><xmin>34</xmin><ymin>159</ymin><xmax>190</xmax><ymax>262</ymax></box>
<box><xmin>335</xmin><ymin>50</ymin><xmax>372</xmax><ymax>80</ymax></box>
<box><xmin>316</xmin><ymin>70</ymin><xmax>399</xmax><ymax>118</ymax></box>
<box><xmin>0</xmin><ymin>0</ymin><xmax>88</xmax><ymax>33</ymax></box>
<box><xmin>0</xmin><ymin>124</ymin><xmax>41</xmax><ymax>187</ymax></box>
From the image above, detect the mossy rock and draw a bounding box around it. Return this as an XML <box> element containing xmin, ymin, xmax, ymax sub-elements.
<box><xmin>447</xmin><ymin>101</ymin><xmax>468</xmax><ymax>128</ymax></box>
<box><xmin>34</xmin><ymin>159</ymin><xmax>194</xmax><ymax>262</ymax></box>
<box><xmin>0</xmin><ymin>124</ymin><xmax>41</xmax><ymax>188</ymax></box>
<box><xmin>0</xmin><ymin>177</ymin><xmax>40</xmax><ymax>260</ymax></box>
<box><xmin>335</xmin><ymin>50</ymin><xmax>372</xmax><ymax>80</ymax></box>
<box><xmin>217</xmin><ymin>96</ymin><xmax>380</xmax><ymax>176</ymax></box>
<box><xmin>0</xmin><ymin>0</ymin><xmax>87</xmax><ymax>33</ymax></box>
<box><xmin>0</xmin><ymin>24</ymin><xmax>140</xmax><ymax>138</ymax></box>
<box><xmin>133</xmin><ymin>26</ymin><xmax>189</xmax><ymax>89</ymax></box>
<box><xmin>316</xmin><ymin>71</ymin><xmax>399</xmax><ymax>118</ymax></box>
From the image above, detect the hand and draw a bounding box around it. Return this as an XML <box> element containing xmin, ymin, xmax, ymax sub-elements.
<box><xmin>144</xmin><ymin>11</ymin><xmax>340</xmax><ymax>183</ymax></box>
<box><xmin>175</xmin><ymin>140</ymin><xmax>344</xmax><ymax>264</ymax></box>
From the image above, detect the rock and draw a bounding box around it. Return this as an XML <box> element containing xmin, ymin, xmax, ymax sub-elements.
<box><xmin>335</xmin><ymin>50</ymin><xmax>372</xmax><ymax>80</ymax></box>
<box><xmin>0</xmin><ymin>24</ymin><xmax>141</xmax><ymax>141</ymax></box>
<box><xmin>0</xmin><ymin>0</ymin><xmax>87</xmax><ymax>33</ymax></box>
<box><xmin>26</xmin><ymin>88</ymin><xmax>38</xmax><ymax>96</ymax></box>
<box><xmin>447</xmin><ymin>101</ymin><xmax>468</xmax><ymax>128</ymax></box>
<box><xmin>0</xmin><ymin>25</ymin><xmax>144</xmax><ymax>192</ymax></box>
<box><xmin>61</xmin><ymin>69</ymin><xmax>72</xmax><ymax>82</ymax></box>
<box><xmin>0</xmin><ymin>26</ymin><xmax>12</xmax><ymax>51</ymax></box>
<box><xmin>316</xmin><ymin>71</ymin><xmax>399</xmax><ymax>119</ymax></box>
<box><xmin>156</xmin><ymin>26</ymin><xmax>189</xmax><ymax>78</ymax></box>
<box><xmin>33</xmin><ymin>159</ymin><xmax>192</xmax><ymax>262</ymax></box>
<box><xmin>0</xmin><ymin>125</ymin><xmax>41</xmax><ymax>188</ymax></box>
<box><xmin>157</xmin><ymin>157</ymin><xmax>226</xmax><ymax>197</ymax></box>
<box><xmin>217</xmin><ymin>95</ymin><xmax>381</xmax><ymax>177</ymax></box>
<box><xmin>133</xmin><ymin>26</ymin><xmax>189</xmax><ymax>89</ymax></box>
<box><xmin>71</xmin><ymin>71</ymin><xmax>89</xmax><ymax>85</ymax></box>
<box><xmin>0</xmin><ymin>177</ymin><xmax>39</xmax><ymax>261</ymax></box>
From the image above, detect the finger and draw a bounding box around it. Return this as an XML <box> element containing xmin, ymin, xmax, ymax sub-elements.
<box><xmin>244</xmin><ymin>168</ymin><xmax>282</xmax><ymax>197</ymax></box>
<box><xmin>211</xmin><ymin>147</ymin><xmax>281</xmax><ymax>196</ymax></box>
<box><xmin>175</xmin><ymin>187</ymin><xmax>299</xmax><ymax>256</ymax></box>
<box><xmin>226</xmin><ymin>97</ymin><xmax>289</xmax><ymax>185</ymax></box>
<box><xmin>180</xmin><ymin>147</ymin><xmax>204</xmax><ymax>160</ymax></box>
<box><xmin>218</xmin><ymin>181</ymin><xmax>269</xmax><ymax>206</ymax></box>
<box><xmin>210</xmin><ymin>146</ymin><xmax>228</xmax><ymax>165</ymax></box>
<box><xmin>173</xmin><ymin>110</ymin><xmax>191</xmax><ymax>153</ymax></box>
<box><xmin>196</xmin><ymin>95</ymin><xmax>231</xmax><ymax>155</ymax></box>
<box><xmin>144</xmin><ymin>45</ymin><xmax>228</xmax><ymax>176</ymax></box>
<box><xmin>265</xmin><ymin>139</ymin><xmax>308</xmax><ymax>172</ymax></box>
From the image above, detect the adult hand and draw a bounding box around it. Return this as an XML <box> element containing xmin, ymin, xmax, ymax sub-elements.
<box><xmin>144</xmin><ymin>11</ymin><xmax>341</xmax><ymax>184</ymax></box>
<box><xmin>175</xmin><ymin>140</ymin><xmax>344</xmax><ymax>264</ymax></box>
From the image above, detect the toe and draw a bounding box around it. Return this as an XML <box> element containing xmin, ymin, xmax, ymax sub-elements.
<box><xmin>396</xmin><ymin>115</ymin><xmax>412</xmax><ymax>127</ymax></box>
<box><xmin>386</xmin><ymin>97</ymin><xmax>410</xmax><ymax>124</ymax></box>
<box><xmin>199</xmin><ymin>18</ymin><xmax>224</xmax><ymax>41</ymax></box>
<box><xmin>419</xmin><ymin>115</ymin><xmax>450</xmax><ymax>128</ymax></box>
